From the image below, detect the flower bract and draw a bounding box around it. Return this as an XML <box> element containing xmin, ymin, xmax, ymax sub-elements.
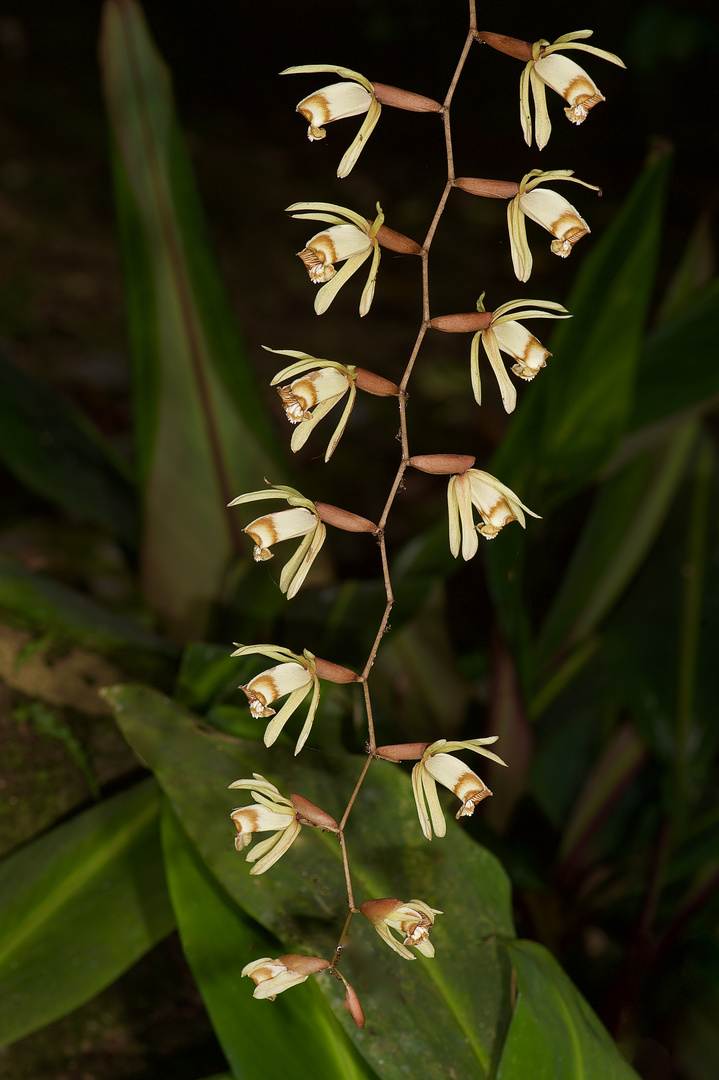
<box><xmin>447</xmin><ymin>468</ymin><xmax>540</xmax><ymax>557</ymax></box>
<box><xmin>282</xmin><ymin>64</ymin><xmax>381</xmax><ymax>178</ymax></box>
<box><xmin>232</xmin><ymin>643</ymin><xmax>321</xmax><ymax>754</ymax></box>
<box><xmin>228</xmin><ymin>482</ymin><xmax>326</xmax><ymax>599</ymax></box>
<box><xmin>360</xmin><ymin>898</ymin><xmax>443</xmax><ymax>961</ymax></box>
<box><xmin>266</xmin><ymin>347</ymin><xmax>356</xmax><ymax>461</ymax></box>
<box><xmin>229</xmin><ymin>774</ymin><xmax>301</xmax><ymax>875</ymax></box>
<box><xmin>411</xmin><ymin>738</ymin><xmax>507</xmax><ymax>840</ymax></box>
<box><xmin>288</xmin><ymin>201</ymin><xmax>384</xmax><ymax>316</ymax></box>
<box><xmin>520</xmin><ymin>31</ymin><xmax>625</xmax><ymax>149</ymax></box>
<box><xmin>242</xmin><ymin>954</ymin><xmax>330</xmax><ymax>1000</ymax></box>
<box><xmin>471</xmin><ymin>294</ymin><xmax>570</xmax><ymax>412</ymax></box>
<box><xmin>507</xmin><ymin>169</ymin><xmax>600</xmax><ymax>282</ymax></box>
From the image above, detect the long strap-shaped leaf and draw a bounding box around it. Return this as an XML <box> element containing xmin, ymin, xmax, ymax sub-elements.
<box><xmin>100</xmin><ymin>0</ymin><xmax>278</xmax><ymax>638</ymax></box>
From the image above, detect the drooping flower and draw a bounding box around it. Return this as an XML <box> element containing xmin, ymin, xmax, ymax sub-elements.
<box><xmin>508</xmin><ymin>169</ymin><xmax>600</xmax><ymax>281</ymax></box>
<box><xmin>288</xmin><ymin>201</ymin><xmax>384</xmax><ymax>316</ymax></box>
<box><xmin>228</xmin><ymin>482</ymin><xmax>325</xmax><ymax>599</ymax></box>
<box><xmin>229</xmin><ymin>774</ymin><xmax>302</xmax><ymax>875</ymax></box>
<box><xmin>360</xmin><ymin>898</ymin><xmax>443</xmax><ymax>961</ymax></box>
<box><xmin>411</xmin><ymin>738</ymin><xmax>507</xmax><ymax>840</ymax></box>
<box><xmin>520</xmin><ymin>32</ymin><xmax>625</xmax><ymax>150</ymax></box>
<box><xmin>242</xmin><ymin>954</ymin><xmax>330</xmax><ymax>1000</ymax></box>
<box><xmin>282</xmin><ymin>64</ymin><xmax>381</xmax><ymax>178</ymax></box>
<box><xmin>447</xmin><ymin>468</ymin><xmax>540</xmax><ymax>557</ymax></box>
<box><xmin>471</xmin><ymin>293</ymin><xmax>570</xmax><ymax>412</ymax></box>
<box><xmin>231</xmin><ymin>644</ymin><xmax>321</xmax><ymax>753</ymax></box>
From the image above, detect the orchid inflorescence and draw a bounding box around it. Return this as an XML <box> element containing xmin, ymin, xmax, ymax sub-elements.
<box><xmin>223</xmin><ymin>10</ymin><xmax>623</xmax><ymax>1024</ymax></box>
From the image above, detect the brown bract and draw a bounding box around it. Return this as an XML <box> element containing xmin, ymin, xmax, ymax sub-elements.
<box><xmin>372</xmin><ymin>82</ymin><xmax>442</xmax><ymax>112</ymax></box>
<box><xmin>476</xmin><ymin>31</ymin><xmax>533</xmax><ymax>62</ymax></box>
<box><xmin>375</xmin><ymin>741</ymin><xmax>432</xmax><ymax>761</ymax></box>
<box><xmin>430</xmin><ymin>312</ymin><xmax>493</xmax><ymax>333</ymax></box>
<box><xmin>289</xmin><ymin>794</ymin><xmax>339</xmax><ymax>831</ymax></box>
<box><xmin>371</xmin><ymin>223</ymin><xmax>422</xmax><ymax>255</ymax></box>
<box><xmin>279</xmin><ymin>954</ymin><xmax>331</xmax><ymax>976</ymax></box>
<box><xmin>315</xmin><ymin>502</ymin><xmax>378</xmax><ymax>533</ymax></box>
<box><xmin>354</xmin><ymin>367</ymin><xmax>400</xmax><ymax>396</ymax></box>
<box><xmin>408</xmin><ymin>454</ymin><xmax>477</xmax><ymax>475</ymax></box>
<box><xmin>313</xmin><ymin>657</ymin><xmax>360</xmax><ymax>683</ymax></box>
<box><xmin>455</xmin><ymin>177</ymin><xmax>520</xmax><ymax>199</ymax></box>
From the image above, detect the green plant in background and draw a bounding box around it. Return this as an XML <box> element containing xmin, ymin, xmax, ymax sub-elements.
<box><xmin>0</xmin><ymin>1</ymin><xmax>717</xmax><ymax>1078</ymax></box>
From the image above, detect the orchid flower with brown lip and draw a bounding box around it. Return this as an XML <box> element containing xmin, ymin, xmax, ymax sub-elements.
<box><xmin>288</xmin><ymin>201</ymin><xmax>384</xmax><ymax>316</ymax></box>
<box><xmin>508</xmin><ymin>169</ymin><xmax>600</xmax><ymax>282</ymax></box>
<box><xmin>411</xmin><ymin>738</ymin><xmax>507</xmax><ymax>840</ymax></box>
<box><xmin>282</xmin><ymin>64</ymin><xmax>381</xmax><ymax>178</ymax></box>
<box><xmin>242</xmin><ymin>954</ymin><xmax>330</xmax><ymax>1000</ymax></box>
<box><xmin>229</xmin><ymin>774</ymin><xmax>301</xmax><ymax>875</ymax></box>
<box><xmin>447</xmin><ymin>468</ymin><xmax>540</xmax><ymax>556</ymax></box>
<box><xmin>360</xmin><ymin>898</ymin><xmax>443</xmax><ymax>960</ymax></box>
<box><xmin>231</xmin><ymin>644</ymin><xmax>321</xmax><ymax>754</ymax></box>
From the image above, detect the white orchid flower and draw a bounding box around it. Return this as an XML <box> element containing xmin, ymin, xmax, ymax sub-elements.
<box><xmin>228</xmin><ymin>482</ymin><xmax>325</xmax><ymax>599</ymax></box>
<box><xmin>447</xmin><ymin>468</ymin><xmax>540</xmax><ymax>557</ymax></box>
<box><xmin>229</xmin><ymin>774</ymin><xmax>301</xmax><ymax>875</ymax></box>
<box><xmin>508</xmin><ymin>169</ymin><xmax>600</xmax><ymax>282</ymax></box>
<box><xmin>471</xmin><ymin>293</ymin><xmax>570</xmax><ymax>412</ymax></box>
<box><xmin>359</xmin><ymin>898</ymin><xmax>443</xmax><ymax>961</ymax></box>
<box><xmin>411</xmin><ymin>738</ymin><xmax>507</xmax><ymax>840</ymax></box>
<box><xmin>242</xmin><ymin>954</ymin><xmax>330</xmax><ymax>1000</ymax></box>
<box><xmin>231</xmin><ymin>643</ymin><xmax>321</xmax><ymax>754</ymax></box>
<box><xmin>520</xmin><ymin>31</ymin><xmax>625</xmax><ymax>150</ymax></box>
<box><xmin>282</xmin><ymin>64</ymin><xmax>381</xmax><ymax>178</ymax></box>
<box><xmin>288</xmin><ymin>201</ymin><xmax>384</xmax><ymax>316</ymax></box>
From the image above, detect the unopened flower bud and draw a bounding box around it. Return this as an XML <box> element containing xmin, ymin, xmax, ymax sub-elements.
<box><xmin>375</xmin><ymin>742</ymin><xmax>431</xmax><ymax>761</ymax></box>
<box><xmin>476</xmin><ymin>31</ymin><xmax>534</xmax><ymax>62</ymax></box>
<box><xmin>430</xmin><ymin>312</ymin><xmax>493</xmax><ymax>333</ymax></box>
<box><xmin>315</xmin><ymin>502</ymin><xmax>378</xmax><ymax>533</ymax></box>
<box><xmin>455</xmin><ymin>177</ymin><xmax>520</xmax><ymax>199</ymax></box>
<box><xmin>371</xmin><ymin>223</ymin><xmax>422</xmax><ymax>255</ymax></box>
<box><xmin>290</xmin><ymin>794</ymin><xmax>339</xmax><ymax>831</ymax></box>
<box><xmin>371</xmin><ymin>82</ymin><xmax>442</xmax><ymax>112</ymax></box>
<box><xmin>408</xmin><ymin>454</ymin><xmax>476</xmax><ymax>475</ymax></box>
<box><xmin>313</xmin><ymin>657</ymin><xmax>360</xmax><ymax>683</ymax></box>
<box><xmin>344</xmin><ymin>981</ymin><xmax>366</xmax><ymax>1029</ymax></box>
<box><xmin>354</xmin><ymin>367</ymin><xmax>400</xmax><ymax>397</ymax></box>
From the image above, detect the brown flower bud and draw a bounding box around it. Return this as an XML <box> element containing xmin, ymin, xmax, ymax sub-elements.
<box><xmin>454</xmin><ymin>177</ymin><xmax>520</xmax><ymax>199</ymax></box>
<box><xmin>408</xmin><ymin>454</ymin><xmax>476</xmax><ymax>475</ymax></box>
<box><xmin>344</xmin><ymin>981</ymin><xmax>366</xmax><ymax>1029</ymax></box>
<box><xmin>370</xmin><ymin>223</ymin><xmax>422</xmax><ymax>255</ymax></box>
<box><xmin>359</xmin><ymin>897</ymin><xmax>402</xmax><ymax>924</ymax></box>
<box><xmin>374</xmin><ymin>741</ymin><xmax>431</xmax><ymax>762</ymax></box>
<box><xmin>354</xmin><ymin>367</ymin><xmax>400</xmax><ymax>397</ymax></box>
<box><xmin>313</xmin><ymin>657</ymin><xmax>360</xmax><ymax>683</ymax></box>
<box><xmin>315</xmin><ymin>502</ymin><xmax>378</xmax><ymax>533</ymax></box>
<box><xmin>278</xmin><ymin>954</ymin><xmax>331</xmax><ymax>976</ymax></box>
<box><xmin>289</xmin><ymin>795</ymin><xmax>339</xmax><ymax>832</ymax></box>
<box><xmin>372</xmin><ymin>82</ymin><xmax>443</xmax><ymax>113</ymax></box>
<box><xmin>476</xmin><ymin>31</ymin><xmax>534</xmax><ymax>62</ymax></box>
<box><xmin>430</xmin><ymin>312</ymin><xmax>493</xmax><ymax>333</ymax></box>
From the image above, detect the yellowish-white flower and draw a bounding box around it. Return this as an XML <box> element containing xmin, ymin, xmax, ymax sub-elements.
<box><xmin>242</xmin><ymin>954</ymin><xmax>330</xmax><ymax>1000</ymax></box>
<box><xmin>282</xmin><ymin>64</ymin><xmax>381</xmax><ymax>178</ymax></box>
<box><xmin>411</xmin><ymin>738</ymin><xmax>507</xmax><ymax>840</ymax></box>
<box><xmin>508</xmin><ymin>169</ymin><xmax>600</xmax><ymax>282</ymax></box>
<box><xmin>288</xmin><ymin>201</ymin><xmax>383</xmax><ymax>316</ymax></box>
<box><xmin>520</xmin><ymin>31</ymin><xmax>625</xmax><ymax>150</ymax></box>
<box><xmin>359</xmin><ymin>898</ymin><xmax>442</xmax><ymax>961</ymax></box>
<box><xmin>232</xmin><ymin>643</ymin><xmax>320</xmax><ymax>754</ymax></box>
<box><xmin>448</xmin><ymin>468</ymin><xmax>540</xmax><ymax>557</ymax></box>
<box><xmin>265</xmin><ymin>347</ymin><xmax>356</xmax><ymax>461</ymax></box>
<box><xmin>229</xmin><ymin>774</ymin><xmax>301</xmax><ymax>875</ymax></box>
<box><xmin>471</xmin><ymin>293</ymin><xmax>570</xmax><ymax>412</ymax></box>
<box><xmin>228</xmin><ymin>482</ymin><xmax>325</xmax><ymax>599</ymax></box>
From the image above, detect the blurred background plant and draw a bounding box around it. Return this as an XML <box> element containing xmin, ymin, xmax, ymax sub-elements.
<box><xmin>0</xmin><ymin>2</ymin><xmax>717</xmax><ymax>1079</ymax></box>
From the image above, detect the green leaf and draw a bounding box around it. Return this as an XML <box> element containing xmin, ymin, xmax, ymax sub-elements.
<box><xmin>0</xmin><ymin>349</ymin><xmax>139</xmax><ymax>548</ymax></box>
<box><xmin>162</xmin><ymin>801</ymin><xmax>378</xmax><ymax>1080</ymax></box>
<box><xmin>0</xmin><ymin>778</ymin><xmax>174</xmax><ymax>1049</ymax></box>
<box><xmin>497</xmin><ymin>940</ymin><xmax>638</xmax><ymax>1079</ymax></box>
<box><xmin>99</xmin><ymin>0</ymin><xmax>279</xmax><ymax>638</ymax></box>
<box><xmin>106</xmin><ymin>683</ymin><xmax>514</xmax><ymax>1080</ymax></box>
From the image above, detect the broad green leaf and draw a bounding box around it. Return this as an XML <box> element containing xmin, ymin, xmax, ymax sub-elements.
<box><xmin>106</xmin><ymin>683</ymin><xmax>514</xmax><ymax>1080</ymax></box>
<box><xmin>99</xmin><ymin>0</ymin><xmax>278</xmax><ymax>638</ymax></box>
<box><xmin>162</xmin><ymin>801</ymin><xmax>377</xmax><ymax>1080</ymax></box>
<box><xmin>0</xmin><ymin>556</ymin><xmax>176</xmax><ymax>669</ymax></box>
<box><xmin>0</xmin><ymin>349</ymin><xmax>138</xmax><ymax>548</ymax></box>
<box><xmin>497</xmin><ymin>940</ymin><xmax>638</xmax><ymax>1079</ymax></box>
<box><xmin>0</xmin><ymin>778</ymin><xmax>174</xmax><ymax>1049</ymax></box>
